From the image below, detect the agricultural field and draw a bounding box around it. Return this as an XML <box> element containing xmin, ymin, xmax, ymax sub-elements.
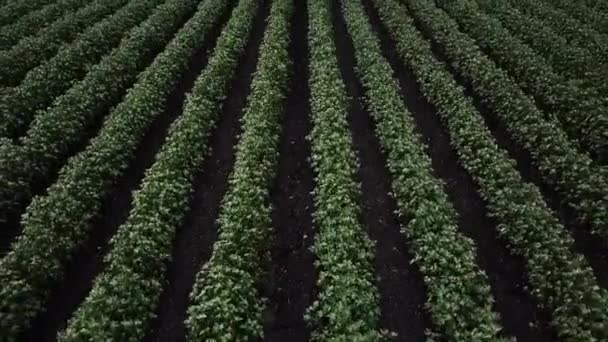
<box><xmin>0</xmin><ymin>0</ymin><xmax>607</xmax><ymax>340</ymax></box>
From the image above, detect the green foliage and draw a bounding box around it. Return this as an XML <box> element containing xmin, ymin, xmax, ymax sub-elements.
<box><xmin>539</xmin><ymin>0</ymin><xmax>608</xmax><ymax>35</ymax></box>
<box><xmin>0</xmin><ymin>0</ymin><xmax>230</xmax><ymax>338</ymax></box>
<box><xmin>579</xmin><ymin>0</ymin><xmax>608</xmax><ymax>15</ymax></box>
<box><xmin>0</xmin><ymin>0</ymin><xmax>162</xmax><ymax>139</ymax></box>
<box><xmin>305</xmin><ymin>0</ymin><xmax>383</xmax><ymax>340</ymax></box>
<box><xmin>438</xmin><ymin>0</ymin><xmax>608</xmax><ymax>161</ymax></box>
<box><xmin>0</xmin><ymin>0</ymin><xmax>198</xmax><ymax>226</ymax></box>
<box><xmin>0</xmin><ymin>0</ymin><xmax>88</xmax><ymax>50</ymax></box>
<box><xmin>402</xmin><ymin>0</ymin><xmax>608</xmax><ymax>242</ymax></box>
<box><xmin>475</xmin><ymin>0</ymin><xmax>608</xmax><ymax>97</ymax></box>
<box><xmin>341</xmin><ymin>0</ymin><xmax>504</xmax><ymax>339</ymax></box>
<box><xmin>186</xmin><ymin>0</ymin><xmax>292</xmax><ymax>339</ymax></box>
<box><xmin>374</xmin><ymin>0</ymin><xmax>608</xmax><ymax>339</ymax></box>
<box><xmin>0</xmin><ymin>0</ymin><xmax>54</xmax><ymax>27</ymax></box>
<box><xmin>60</xmin><ymin>0</ymin><xmax>257</xmax><ymax>339</ymax></box>
<box><xmin>0</xmin><ymin>0</ymin><xmax>130</xmax><ymax>88</ymax></box>
<box><xmin>506</xmin><ymin>0</ymin><xmax>608</xmax><ymax>64</ymax></box>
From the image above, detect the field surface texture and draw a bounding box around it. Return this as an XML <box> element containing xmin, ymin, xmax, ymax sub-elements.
<box><xmin>0</xmin><ymin>0</ymin><xmax>607</xmax><ymax>340</ymax></box>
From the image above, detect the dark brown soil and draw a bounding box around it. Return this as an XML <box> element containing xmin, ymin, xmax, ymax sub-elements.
<box><xmin>6</xmin><ymin>1</ymin><xmax>606</xmax><ymax>341</ymax></box>
<box><xmin>456</xmin><ymin>64</ymin><xmax>608</xmax><ymax>290</ymax></box>
<box><xmin>442</xmin><ymin>7</ymin><xmax>601</xmax><ymax>162</ymax></box>
<box><xmin>142</xmin><ymin>1</ymin><xmax>270</xmax><ymax>341</ymax></box>
<box><xmin>462</xmin><ymin>78</ymin><xmax>608</xmax><ymax>290</ymax></box>
<box><xmin>362</xmin><ymin>1</ymin><xmax>558</xmax><ymax>340</ymax></box>
<box><xmin>0</xmin><ymin>7</ymin><xmax>197</xmax><ymax>257</ymax></box>
<box><xmin>18</xmin><ymin>8</ymin><xmax>232</xmax><ymax>341</ymax></box>
<box><xmin>0</xmin><ymin>205</ymin><xmax>20</xmax><ymax>257</ymax></box>
<box><xmin>332</xmin><ymin>2</ymin><xmax>432</xmax><ymax>341</ymax></box>
<box><xmin>473</xmin><ymin>84</ymin><xmax>608</xmax><ymax>289</ymax></box>
<box><xmin>403</xmin><ymin>0</ymin><xmax>608</xmax><ymax>291</ymax></box>
<box><xmin>263</xmin><ymin>0</ymin><xmax>317</xmax><ymax>340</ymax></box>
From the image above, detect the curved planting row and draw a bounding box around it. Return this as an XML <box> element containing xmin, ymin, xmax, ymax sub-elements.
<box><xmin>475</xmin><ymin>0</ymin><xmax>608</xmax><ymax>96</ymax></box>
<box><xmin>0</xmin><ymin>0</ymin><xmax>161</xmax><ymax>140</ymax></box>
<box><xmin>341</xmin><ymin>0</ymin><xmax>504</xmax><ymax>339</ymax></box>
<box><xmin>438</xmin><ymin>0</ymin><xmax>608</xmax><ymax>161</ymax></box>
<box><xmin>59</xmin><ymin>0</ymin><xmax>257</xmax><ymax>339</ymax></box>
<box><xmin>186</xmin><ymin>0</ymin><xmax>292</xmax><ymax>338</ymax></box>
<box><xmin>0</xmin><ymin>0</ymin><xmax>198</xmax><ymax>226</ymax></box>
<box><xmin>305</xmin><ymin>0</ymin><xmax>381</xmax><ymax>339</ymax></box>
<box><xmin>0</xmin><ymin>0</ymin><xmax>88</xmax><ymax>50</ymax></box>
<box><xmin>540</xmin><ymin>0</ymin><xmax>608</xmax><ymax>35</ymax></box>
<box><xmin>0</xmin><ymin>0</ymin><xmax>54</xmax><ymax>27</ymax></box>
<box><xmin>401</xmin><ymin>0</ymin><xmax>608</xmax><ymax>243</ymax></box>
<box><xmin>0</xmin><ymin>0</ymin><xmax>230</xmax><ymax>338</ymax></box>
<box><xmin>507</xmin><ymin>0</ymin><xmax>608</xmax><ymax>63</ymax></box>
<box><xmin>374</xmin><ymin>0</ymin><xmax>608</xmax><ymax>339</ymax></box>
<box><xmin>0</xmin><ymin>0</ymin><xmax>130</xmax><ymax>88</ymax></box>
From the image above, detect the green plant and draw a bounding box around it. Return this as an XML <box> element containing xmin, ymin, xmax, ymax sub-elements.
<box><xmin>304</xmin><ymin>0</ymin><xmax>383</xmax><ymax>340</ymax></box>
<box><xmin>401</xmin><ymin>0</ymin><xmax>608</xmax><ymax>242</ymax></box>
<box><xmin>0</xmin><ymin>0</ymin><xmax>161</xmax><ymax>138</ymax></box>
<box><xmin>0</xmin><ymin>0</ymin><xmax>231</xmax><ymax>338</ymax></box>
<box><xmin>0</xmin><ymin>0</ymin><xmax>130</xmax><ymax>88</ymax></box>
<box><xmin>186</xmin><ymin>0</ymin><xmax>292</xmax><ymax>339</ymax></box>
<box><xmin>539</xmin><ymin>0</ymin><xmax>608</xmax><ymax>36</ymax></box>
<box><xmin>475</xmin><ymin>0</ymin><xmax>608</xmax><ymax>97</ymax></box>
<box><xmin>506</xmin><ymin>0</ymin><xmax>608</xmax><ymax>64</ymax></box>
<box><xmin>60</xmin><ymin>0</ymin><xmax>257</xmax><ymax>339</ymax></box>
<box><xmin>0</xmin><ymin>0</ymin><xmax>198</xmax><ymax>226</ymax></box>
<box><xmin>374</xmin><ymin>0</ymin><xmax>608</xmax><ymax>339</ymax></box>
<box><xmin>439</xmin><ymin>0</ymin><xmax>608</xmax><ymax>161</ymax></box>
<box><xmin>0</xmin><ymin>0</ymin><xmax>88</xmax><ymax>50</ymax></box>
<box><xmin>341</xmin><ymin>0</ymin><xmax>505</xmax><ymax>339</ymax></box>
<box><xmin>0</xmin><ymin>0</ymin><xmax>55</xmax><ymax>27</ymax></box>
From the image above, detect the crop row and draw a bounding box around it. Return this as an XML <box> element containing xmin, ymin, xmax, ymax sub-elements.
<box><xmin>186</xmin><ymin>0</ymin><xmax>291</xmax><ymax>338</ymax></box>
<box><xmin>341</xmin><ymin>0</ymin><xmax>505</xmax><ymax>340</ymax></box>
<box><xmin>0</xmin><ymin>0</ymin><xmax>232</xmax><ymax>338</ymax></box>
<box><xmin>0</xmin><ymin>0</ymin><xmax>161</xmax><ymax>140</ymax></box>
<box><xmin>0</xmin><ymin>0</ymin><xmax>197</xmax><ymax>226</ymax></box>
<box><xmin>507</xmin><ymin>0</ymin><xmax>608</xmax><ymax>63</ymax></box>
<box><xmin>0</xmin><ymin>0</ymin><xmax>87</xmax><ymax>50</ymax></box>
<box><xmin>399</xmin><ymin>0</ymin><xmax>608</xmax><ymax>242</ymax></box>
<box><xmin>60</xmin><ymin>0</ymin><xmax>257</xmax><ymax>339</ymax></box>
<box><xmin>0</xmin><ymin>0</ymin><xmax>159</xmax><ymax>139</ymax></box>
<box><xmin>0</xmin><ymin>0</ymin><xmax>130</xmax><ymax>88</ymax></box>
<box><xmin>0</xmin><ymin>0</ymin><xmax>53</xmax><ymax>27</ymax></box>
<box><xmin>475</xmin><ymin>0</ymin><xmax>608</xmax><ymax>97</ymax></box>
<box><xmin>305</xmin><ymin>0</ymin><xmax>382</xmax><ymax>339</ymax></box>
<box><xmin>540</xmin><ymin>0</ymin><xmax>608</xmax><ymax>35</ymax></box>
<box><xmin>438</xmin><ymin>0</ymin><xmax>608</xmax><ymax>161</ymax></box>
<box><xmin>374</xmin><ymin>0</ymin><xmax>608</xmax><ymax>339</ymax></box>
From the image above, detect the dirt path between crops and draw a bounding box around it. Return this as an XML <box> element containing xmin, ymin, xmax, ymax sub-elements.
<box><xmin>436</xmin><ymin>1</ymin><xmax>608</xmax><ymax>291</ymax></box>
<box><xmin>2</xmin><ymin>4</ymin><xmax>196</xmax><ymax>258</ymax></box>
<box><xmin>143</xmin><ymin>2</ymin><xmax>270</xmax><ymax>341</ymax></box>
<box><xmin>404</xmin><ymin>0</ymin><xmax>608</xmax><ymax>292</ymax></box>
<box><xmin>264</xmin><ymin>0</ymin><xmax>317</xmax><ymax>340</ymax></box>
<box><xmin>332</xmin><ymin>1</ymin><xmax>433</xmax><ymax>341</ymax></box>
<box><xmin>20</xmin><ymin>5</ymin><xmax>234</xmax><ymax>342</ymax></box>
<box><xmin>362</xmin><ymin>0</ymin><xmax>558</xmax><ymax>340</ymax></box>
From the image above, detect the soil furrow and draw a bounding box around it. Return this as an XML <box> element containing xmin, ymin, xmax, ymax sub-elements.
<box><xmin>463</xmin><ymin>86</ymin><xmax>608</xmax><ymax>289</ymax></box>
<box><xmin>397</xmin><ymin>0</ymin><xmax>608</xmax><ymax>291</ymax></box>
<box><xmin>143</xmin><ymin>1</ymin><xmax>270</xmax><ymax>340</ymax></box>
<box><xmin>332</xmin><ymin>2</ymin><xmax>432</xmax><ymax>340</ymax></box>
<box><xmin>361</xmin><ymin>0</ymin><xmax>558</xmax><ymax>340</ymax></box>
<box><xmin>263</xmin><ymin>0</ymin><xmax>316</xmax><ymax>340</ymax></box>
<box><xmin>0</xmin><ymin>4</ymin><xmax>199</xmax><ymax>257</ymax></box>
<box><xmin>18</xmin><ymin>12</ymin><xmax>229</xmax><ymax>342</ymax></box>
